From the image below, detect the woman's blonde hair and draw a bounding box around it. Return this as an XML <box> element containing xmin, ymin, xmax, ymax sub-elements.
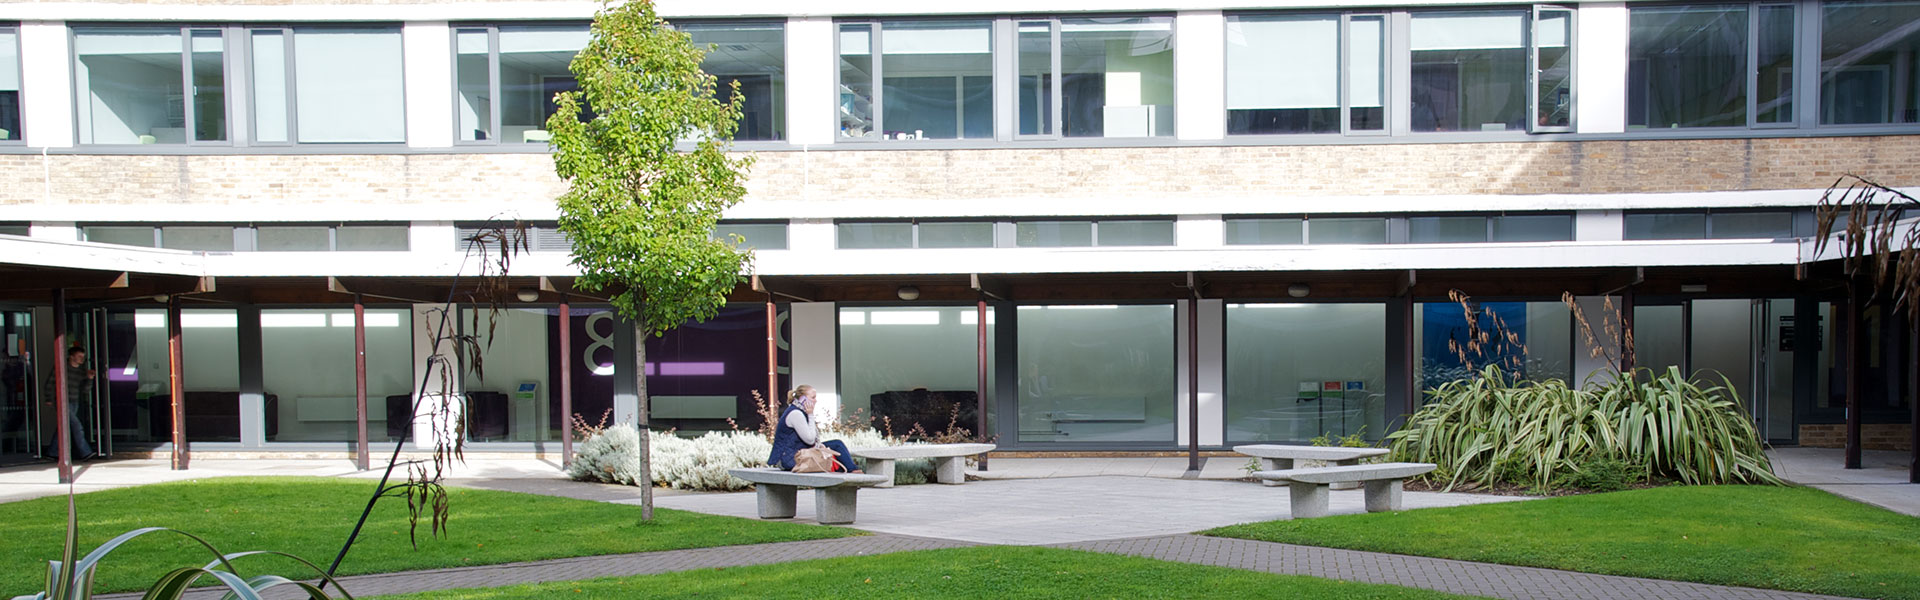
<box><xmin>786</xmin><ymin>384</ymin><xmax>815</xmax><ymax>404</ymax></box>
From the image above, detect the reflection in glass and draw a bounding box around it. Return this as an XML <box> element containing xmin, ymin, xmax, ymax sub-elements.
<box><xmin>1492</xmin><ymin>214</ymin><xmax>1573</xmax><ymax>242</ymax></box>
<box><xmin>263</xmin><ymin>309</ymin><xmax>411</xmax><ymax>442</ymax></box>
<box><xmin>686</xmin><ymin>22</ymin><xmax>786</xmax><ymax>141</ymax></box>
<box><xmin>190</xmin><ymin>30</ymin><xmax>225</xmax><ymax>142</ymax></box>
<box><xmin>880</xmin><ymin>20</ymin><xmax>993</xmax><ymax>140</ymax></box>
<box><xmin>74</xmin><ymin>27</ymin><xmax>185</xmax><ymax>144</ymax></box>
<box><xmin>1227</xmin><ymin>303</ymin><xmax>1385</xmax><ymax>442</ymax></box>
<box><xmin>1411</xmin><ymin>11</ymin><xmax>1529</xmax><ymax>132</ymax></box>
<box><xmin>1712</xmin><ymin>212</ymin><xmax>1793</xmax><ymax>239</ymax></box>
<box><xmin>1409</xmin><ymin>216</ymin><xmax>1486</xmax><ymax>243</ymax></box>
<box><xmin>839</xmin><ymin>307</ymin><xmax>993</xmax><ymax>435</ymax></box>
<box><xmin>1628</xmin><ymin>5</ymin><xmax>1747</xmax><ymax>128</ymax></box>
<box><xmin>1820</xmin><ymin>0</ymin><xmax>1920</xmax><ymax>124</ymax></box>
<box><xmin>1535</xmin><ymin>10</ymin><xmax>1573</xmax><ymax>129</ymax></box>
<box><xmin>1416</xmin><ymin>301</ymin><xmax>1571</xmax><ymax>392</ymax></box>
<box><xmin>1756</xmin><ymin>4</ymin><xmax>1795</xmax><ymax>124</ymax></box>
<box><xmin>838</xmin><ymin>24</ymin><xmax>876</xmax><ymax>139</ymax></box>
<box><xmin>499</xmin><ymin>26</ymin><xmax>588</xmax><ymax>144</ymax></box>
<box><xmin>1017</xmin><ymin>305</ymin><xmax>1173</xmax><ymax>443</ymax></box>
<box><xmin>1060</xmin><ymin>17</ymin><xmax>1174</xmax><ymax>137</ymax></box>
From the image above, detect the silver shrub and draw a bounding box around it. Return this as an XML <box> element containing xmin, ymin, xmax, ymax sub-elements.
<box><xmin>568</xmin><ymin>425</ymin><xmax>938</xmax><ymax>489</ymax></box>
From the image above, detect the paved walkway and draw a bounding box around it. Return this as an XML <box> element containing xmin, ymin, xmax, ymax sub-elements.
<box><xmin>1769</xmin><ymin>447</ymin><xmax>1919</xmax><ymax>516</ymax></box>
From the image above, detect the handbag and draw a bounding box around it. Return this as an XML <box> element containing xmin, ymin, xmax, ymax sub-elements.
<box><xmin>792</xmin><ymin>446</ymin><xmax>845</xmax><ymax>473</ymax></box>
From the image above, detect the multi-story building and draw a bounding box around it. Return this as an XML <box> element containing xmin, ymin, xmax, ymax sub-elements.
<box><xmin>0</xmin><ymin>0</ymin><xmax>1914</xmax><ymax>470</ymax></box>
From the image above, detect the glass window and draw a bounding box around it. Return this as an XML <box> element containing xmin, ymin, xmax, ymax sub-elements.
<box><xmin>1628</xmin><ymin>5</ymin><xmax>1748</xmax><ymax>128</ymax></box>
<box><xmin>1017</xmin><ymin>304</ymin><xmax>1174</xmax><ymax>443</ymax></box>
<box><xmin>84</xmin><ymin>226</ymin><xmax>156</xmax><ymax>247</ymax></box>
<box><xmin>336</xmin><ymin>225</ymin><xmax>410</xmax><ymax>251</ymax></box>
<box><xmin>122</xmin><ymin>309</ymin><xmax>241</xmax><ymax>443</ymax></box>
<box><xmin>644</xmin><ymin>305</ymin><xmax>785</xmax><ymax>432</ymax></box>
<box><xmin>160</xmin><ymin>226</ymin><xmax>234</xmax><ymax>251</ymax></box>
<box><xmin>1349</xmin><ymin>15</ymin><xmax>1387</xmax><ymax>132</ymax></box>
<box><xmin>713</xmin><ymin>222</ymin><xmax>789</xmax><ymax>250</ymax></box>
<box><xmin>841</xmin><ymin>20</ymin><xmax>993</xmax><ymax>141</ymax></box>
<box><xmin>1756</xmin><ymin>4</ymin><xmax>1796</xmax><ymax>124</ymax></box>
<box><xmin>499</xmin><ymin>25</ymin><xmax>587</xmax><ymax>143</ymax></box>
<box><xmin>839</xmin><ymin>306</ymin><xmax>994</xmax><ymax>435</ymax></box>
<box><xmin>917</xmin><ymin>221</ymin><xmax>994</xmax><ymax>248</ymax></box>
<box><xmin>463</xmin><ymin>308</ymin><xmax>561</xmax><ymax>442</ymax></box>
<box><xmin>1820</xmin><ymin>0</ymin><xmax>1920</xmax><ymax>125</ymax></box>
<box><xmin>454</xmin><ymin>28</ymin><xmax>492</xmax><ymax>142</ymax></box>
<box><xmin>1409</xmin><ymin>216</ymin><xmax>1488</xmax><ymax>243</ymax></box>
<box><xmin>1016</xmin><ymin>221</ymin><xmax>1094</xmax><ymax>247</ymax></box>
<box><xmin>1416</xmin><ymin>300</ymin><xmax>1571</xmax><ymax>392</ymax></box>
<box><xmin>1019</xmin><ymin>17</ymin><xmax>1175</xmax><ymax>138</ymax></box>
<box><xmin>1534</xmin><ymin>9</ymin><xmax>1573</xmax><ymax>130</ymax></box>
<box><xmin>1624</xmin><ymin>212</ymin><xmax>1709</xmax><ymax>239</ymax></box>
<box><xmin>685</xmin><ymin>22</ymin><xmax>786</xmax><ymax>141</ymax></box>
<box><xmin>256</xmin><ymin>226</ymin><xmax>329</xmax><ymax>251</ymax></box>
<box><xmin>1712</xmin><ymin>211</ymin><xmax>1794</xmax><ymax>239</ymax></box>
<box><xmin>254</xmin><ymin>27</ymin><xmax>405</xmax><ymax>143</ymax></box>
<box><xmin>1224</xmin><ymin>218</ymin><xmax>1304</xmax><ymax>245</ymax></box>
<box><xmin>1492</xmin><ymin>214</ymin><xmax>1574</xmax><ymax>242</ymax></box>
<box><xmin>263</xmin><ymin>309</ymin><xmax>411</xmax><ymax>443</ymax></box>
<box><xmin>0</xmin><ymin>27</ymin><xmax>18</xmax><ymax>142</ymax></box>
<box><xmin>1228</xmin><ymin>15</ymin><xmax>1342</xmax><ymax>134</ymax></box>
<box><xmin>73</xmin><ymin>27</ymin><xmax>204</xmax><ymax>144</ymax></box>
<box><xmin>1306</xmin><ymin>217</ymin><xmax>1387</xmax><ymax>244</ymax></box>
<box><xmin>1411</xmin><ymin>11</ymin><xmax>1529</xmax><ymax>132</ymax></box>
<box><xmin>838</xmin><ymin>222</ymin><xmax>912</xmax><ymax>249</ymax></box>
<box><xmin>1227</xmin><ymin>303</ymin><xmax>1386</xmax><ymax>443</ymax></box>
<box><xmin>1096</xmin><ymin>220</ymin><xmax>1175</xmax><ymax>246</ymax></box>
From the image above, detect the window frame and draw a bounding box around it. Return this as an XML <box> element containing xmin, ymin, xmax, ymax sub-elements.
<box><xmin>246</xmin><ymin>24</ymin><xmax>408</xmax><ymax>146</ymax></box>
<box><xmin>1624</xmin><ymin>1</ymin><xmax>1801</xmax><ymax>132</ymax></box>
<box><xmin>448</xmin><ymin>21</ymin><xmax>593</xmax><ymax>147</ymax></box>
<box><xmin>1405</xmin><ymin>7</ymin><xmax>1546</xmax><ymax>135</ymax></box>
<box><xmin>836</xmin><ymin>218</ymin><xmax>999</xmax><ymax>249</ymax></box>
<box><xmin>69</xmin><ymin>23</ymin><xmax>237</xmax><ymax>147</ymax></box>
<box><xmin>1529</xmin><ymin>5</ymin><xmax>1578</xmax><ymax>133</ymax></box>
<box><xmin>834</xmin><ymin>18</ymin><xmax>999</xmax><ymax>143</ymax></box>
<box><xmin>1012</xmin><ymin>15</ymin><xmax>1177</xmax><ymax>140</ymax></box>
<box><xmin>1224</xmin><ymin>11</ymin><xmax>1391</xmax><ymax>138</ymax></box>
<box><xmin>0</xmin><ymin>24</ymin><xmax>22</xmax><ymax>146</ymax></box>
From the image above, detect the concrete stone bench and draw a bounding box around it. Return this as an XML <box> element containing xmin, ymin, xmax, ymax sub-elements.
<box><xmin>849</xmin><ymin>443</ymin><xmax>995</xmax><ymax>488</ymax></box>
<box><xmin>1234</xmin><ymin>444</ymin><xmax>1390</xmax><ymax>489</ymax></box>
<box><xmin>727</xmin><ymin>467</ymin><xmax>890</xmax><ymax>524</ymax></box>
<box><xmin>1252</xmin><ymin>462</ymin><xmax>1436</xmax><ymax>519</ymax></box>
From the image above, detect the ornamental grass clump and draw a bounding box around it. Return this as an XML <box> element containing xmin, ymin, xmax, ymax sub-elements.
<box><xmin>1388</xmin><ymin>365</ymin><xmax>1782</xmax><ymax>491</ymax></box>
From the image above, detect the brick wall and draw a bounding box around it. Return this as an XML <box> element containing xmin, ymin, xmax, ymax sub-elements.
<box><xmin>4</xmin><ymin>135</ymin><xmax>1918</xmax><ymax>210</ymax></box>
<box><xmin>1798</xmin><ymin>424</ymin><xmax>1914</xmax><ymax>451</ymax></box>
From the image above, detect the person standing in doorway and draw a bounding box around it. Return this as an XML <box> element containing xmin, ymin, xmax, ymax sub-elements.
<box><xmin>43</xmin><ymin>346</ymin><xmax>96</xmax><ymax>461</ymax></box>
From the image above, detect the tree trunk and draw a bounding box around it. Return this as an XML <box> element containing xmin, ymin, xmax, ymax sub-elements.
<box><xmin>635</xmin><ymin>320</ymin><xmax>653</xmax><ymax>520</ymax></box>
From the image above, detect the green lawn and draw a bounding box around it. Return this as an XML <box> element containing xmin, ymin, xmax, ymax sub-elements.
<box><xmin>372</xmin><ymin>546</ymin><xmax>1488</xmax><ymax>600</ymax></box>
<box><xmin>0</xmin><ymin>476</ymin><xmax>855</xmax><ymax>596</ymax></box>
<box><xmin>1207</xmin><ymin>485</ymin><xmax>1920</xmax><ymax>600</ymax></box>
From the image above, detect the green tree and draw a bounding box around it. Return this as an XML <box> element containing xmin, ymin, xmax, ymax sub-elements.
<box><xmin>546</xmin><ymin>0</ymin><xmax>753</xmax><ymax>520</ymax></box>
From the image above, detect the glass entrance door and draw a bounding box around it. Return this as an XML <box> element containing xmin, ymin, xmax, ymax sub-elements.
<box><xmin>0</xmin><ymin>311</ymin><xmax>37</xmax><ymax>465</ymax></box>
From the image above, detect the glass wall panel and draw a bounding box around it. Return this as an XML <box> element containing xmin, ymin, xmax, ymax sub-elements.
<box><xmin>713</xmin><ymin>222</ymin><xmax>789</xmax><ymax>250</ymax></box>
<box><xmin>335</xmin><ymin>225</ymin><xmax>409</xmax><ymax>251</ymax></box>
<box><xmin>686</xmin><ymin>22</ymin><xmax>786</xmax><ymax>141</ymax></box>
<box><xmin>1017</xmin><ymin>304</ymin><xmax>1174</xmax><ymax>443</ymax></box>
<box><xmin>1409</xmin><ymin>216</ymin><xmax>1486</xmax><ymax>243</ymax></box>
<box><xmin>462</xmin><ymin>308</ymin><xmax>566</xmax><ymax>442</ymax></box>
<box><xmin>1624</xmin><ymin>212</ymin><xmax>1708</xmax><ymax>239</ymax></box>
<box><xmin>1015</xmin><ymin>221</ymin><xmax>1093</xmax><ymax>247</ymax></box>
<box><xmin>1633</xmin><ymin>304</ymin><xmax>1686</xmax><ymax>377</ymax></box>
<box><xmin>262</xmin><ymin>309</ymin><xmax>410</xmax><ymax>442</ymax></box>
<box><xmin>498</xmin><ymin>26</ymin><xmax>587</xmax><ymax>143</ymax></box>
<box><xmin>1227</xmin><ymin>15</ymin><xmax>1341</xmax><ymax>134</ymax></box>
<box><xmin>880</xmin><ymin>21</ymin><xmax>993</xmax><ymax>140</ymax></box>
<box><xmin>1535</xmin><ymin>10</ymin><xmax>1573</xmax><ymax>129</ymax></box>
<box><xmin>1820</xmin><ymin>0</ymin><xmax>1920</xmax><ymax>124</ymax></box>
<box><xmin>839</xmin><ymin>306</ymin><xmax>993</xmax><ymax>436</ymax></box>
<box><xmin>256</xmin><ymin>226</ymin><xmax>329</xmax><ymax>251</ymax></box>
<box><xmin>1761</xmin><ymin>298</ymin><xmax>1796</xmax><ymax>441</ymax></box>
<box><xmin>1690</xmin><ymin>299</ymin><xmax>1753</xmax><ymax>402</ymax></box>
<box><xmin>1226</xmin><ymin>303</ymin><xmax>1386</xmax><ymax>443</ymax></box>
<box><xmin>1712</xmin><ymin>212</ymin><xmax>1794</xmax><ymax>239</ymax></box>
<box><xmin>837</xmin><ymin>222</ymin><xmax>912</xmax><ymax>249</ymax></box>
<box><xmin>1096</xmin><ymin>220</ymin><xmax>1175</xmax><ymax>246</ymax></box>
<box><xmin>189</xmin><ymin>30</ymin><xmax>225</xmax><ymax>142</ymax></box>
<box><xmin>454</xmin><ymin>28</ymin><xmax>492</xmax><ymax>142</ymax></box>
<box><xmin>0</xmin><ymin>28</ymin><xmax>18</xmax><ymax>141</ymax></box>
<box><xmin>251</xmin><ymin>30</ymin><xmax>289</xmax><ymax>143</ymax></box>
<box><xmin>292</xmin><ymin>28</ymin><xmax>405</xmax><ymax>143</ymax></box>
<box><xmin>1411</xmin><ymin>11</ymin><xmax>1528</xmax><ymax>132</ymax></box>
<box><xmin>1628</xmin><ymin>5</ymin><xmax>1747</xmax><ymax>128</ymax></box>
<box><xmin>1224</xmin><ymin>218</ymin><xmax>1304</xmax><ymax>245</ymax></box>
<box><xmin>646</xmin><ymin>304</ymin><xmax>789</xmax><ymax>434</ymax></box>
<box><xmin>838</xmin><ymin>24</ymin><xmax>876</xmax><ymax>139</ymax></box>
<box><xmin>918</xmin><ymin>222</ymin><xmax>994</xmax><ymax>248</ymax></box>
<box><xmin>1492</xmin><ymin>214</ymin><xmax>1573</xmax><ymax>242</ymax></box>
<box><xmin>1307</xmin><ymin>217</ymin><xmax>1387</xmax><ymax>244</ymax></box>
<box><xmin>120</xmin><ymin>309</ymin><xmax>240</xmax><ymax>443</ymax></box>
<box><xmin>160</xmin><ymin>226</ymin><xmax>233</xmax><ymax>251</ymax></box>
<box><xmin>1756</xmin><ymin>4</ymin><xmax>1796</xmax><ymax>124</ymax></box>
<box><xmin>1415</xmin><ymin>301</ymin><xmax>1571</xmax><ymax>391</ymax></box>
<box><xmin>1017</xmin><ymin>20</ymin><xmax>1053</xmax><ymax>136</ymax></box>
<box><xmin>1350</xmin><ymin>16</ymin><xmax>1387</xmax><ymax>131</ymax></box>
<box><xmin>1060</xmin><ymin>17</ymin><xmax>1174</xmax><ymax>138</ymax></box>
<box><xmin>84</xmin><ymin>226</ymin><xmax>155</xmax><ymax>247</ymax></box>
<box><xmin>73</xmin><ymin>27</ymin><xmax>185</xmax><ymax>144</ymax></box>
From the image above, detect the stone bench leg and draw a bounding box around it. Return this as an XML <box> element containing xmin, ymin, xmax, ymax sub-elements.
<box><xmin>934</xmin><ymin>456</ymin><xmax>966</xmax><ymax>484</ymax></box>
<box><xmin>1364</xmin><ymin>479</ymin><xmax>1403</xmax><ymax>513</ymax></box>
<box><xmin>865</xmin><ymin>458</ymin><xmax>897</xmax><ymax>488</ymax></box>
<box><xmin>756</xmin><ymin>483</ymin><xmax>797</xmax><ymax>519</ymax></box>
<box><xmin>1288</xmin><ymin>482</ymin><xmax>1331</xmax><ymax>519</ymax></box>
<box><xmin>1260</xmin><ymin>458</ymin><xmax>1294</xmax><ymax>487</ymax></box>
<box><xmin>1331</xmin><ymin>458</ymin><xmax>1361</xmax><ymax>490</ymax></box>
<box><xmin>813</xmin><ymin>487</ymin><xmax>860</xmax><ymax>525</ymax></box>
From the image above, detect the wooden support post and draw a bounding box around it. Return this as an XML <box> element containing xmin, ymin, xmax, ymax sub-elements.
<box><xmin>168</xmin><ymin>296</ymin><xmax>187</xmax><ymax>470</ymax></box>
<box><xmin>559</xmin><ymin>295</ymin><xmax>573</xmax><ymax>468</ymax></box>
<box><xmin>766</xmin><ymin>294</ymin><xmax>778</xmax><ymax>420</ymax></box>
<box><xmin>53</xmin><ymin>289</ymin><xmax>71</xmax><ymax>484</ymax></box>
<box><xmin>353</xmin><ymin>294</ymin><xmax>369</xmax><ymax>471</ymax></box>
<box><xmin>1910</xmin><ymin>321</ymin><xmax>1918</xmax><ymax>484</ymax></box>
<box><xmin>976</xmin><ymin>299</ymin><xmax>989</xmax><ymax>471</ymax></box>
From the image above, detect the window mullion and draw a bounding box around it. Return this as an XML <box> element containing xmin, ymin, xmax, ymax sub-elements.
<box><xmin>490</xmin><ymin>27</ymin><xmax>503</xmax><ymax>144</ymax></box>
<box><xmin>872</xmin><ymin>23</ymin><xmax>885</xmax><ymax>138</ymax></box>
<box><xmin>180</xmin><ymin>27</ymin><xmax>197</xmax><ymax>147</ymax></box>
<box><xmin>283</xmin><ymin>29</ymin><xmax>299</xmax><ymax>145</ymax></box>
<box><xmin>1051</xmin><ymin>19</ymin><xmax>1064</xmax><ymax>138</ymax></box>
<box><xmin>1747</xmin><ymin>2</ymin><xmax>1762</xmax><ymax>128</ymax></box>
<box><xmin>1340</xmin><ymin>14</ymin><xmax>1353</xmax><ymax>135</ymax></box>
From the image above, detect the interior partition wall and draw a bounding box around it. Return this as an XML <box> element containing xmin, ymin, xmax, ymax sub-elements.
<box><xmin>1014</xmin><ymin>304</ymin><xmax>1175</xmax><ymax>445</ymax></box>
<box><xmin>1225</xmin><ymin>302</ymin><xmax>1387</xmax><ymax>443</ymax></box>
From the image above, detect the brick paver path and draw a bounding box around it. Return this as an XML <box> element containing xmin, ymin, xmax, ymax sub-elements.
<box><xmin>1061</xmin><ymin>534</ymin><xmax>1862</xmax><ymax>600</ymax></box>
<box><xmin>96</xmin><ymin>534</ymin><xmax>975</xmax><ymax>600</ymax></box>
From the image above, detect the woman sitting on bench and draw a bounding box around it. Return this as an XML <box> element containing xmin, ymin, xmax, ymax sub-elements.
<box><xmin>768</xmin><ymin>384</ymin><xmax>863</xmax><ymax>473</ymax></box>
